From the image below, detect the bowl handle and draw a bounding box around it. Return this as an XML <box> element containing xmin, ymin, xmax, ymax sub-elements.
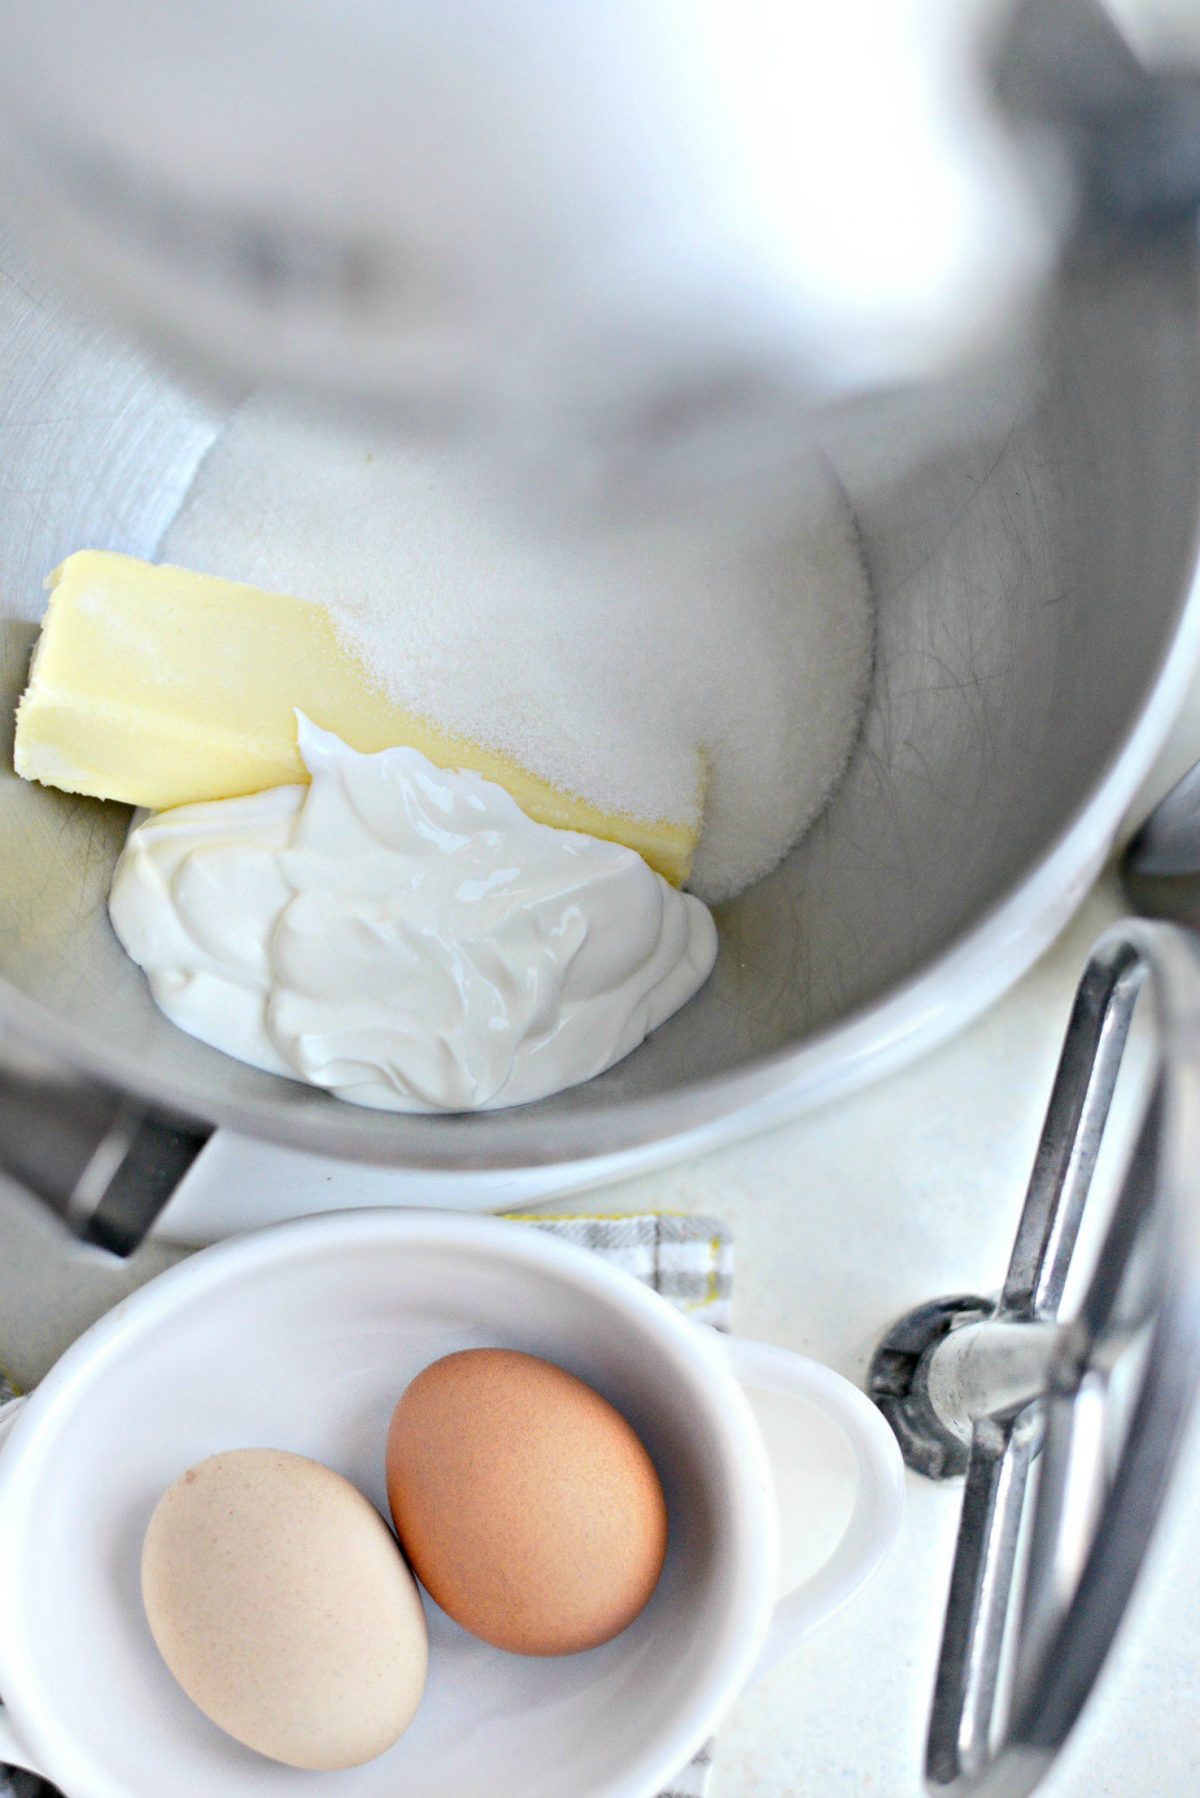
<box><xmin>0</xmin><ymin>1035</ymin><xmax>211</xmax><ymax>1256</ymax></box>
<box><xmin>718</xmin><ymin>1334</ymin><xmax>905</xmax><ymax>1681</ymax></box>
<box><xmin>0</xmin><ymin>1399</ymin><xmax>49</xmax><ymax>1776</ymax></box>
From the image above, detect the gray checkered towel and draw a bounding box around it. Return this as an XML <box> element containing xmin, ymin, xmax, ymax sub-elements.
<box><xmin>0</xmin><ymin>1212</ymin><xmax>733</xmax><ymax>1798</ymax></box>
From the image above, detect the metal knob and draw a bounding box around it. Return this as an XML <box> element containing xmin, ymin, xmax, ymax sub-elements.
<box><xmin>869</xmin><ymin>920</ymin><xmax>1200</xmax><ymax>1797</ymax></box>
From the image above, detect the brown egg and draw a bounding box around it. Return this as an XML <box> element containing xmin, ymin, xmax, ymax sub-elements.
<box><xmin>142</xmin><ymin>1449</ymin><xmax>428</xmax><ymax>1769</ymax></box>
<box><xmin>386</xmin><ymin>1349</ymin><xmax>668</xmax><ymax>1656</ymax></box>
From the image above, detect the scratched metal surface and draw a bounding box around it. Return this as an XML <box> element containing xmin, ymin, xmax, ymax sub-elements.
<box><xmin>1</xmin><ymin>231</ymin><xmax>1198</xmax><ymax>1170</ymax></box>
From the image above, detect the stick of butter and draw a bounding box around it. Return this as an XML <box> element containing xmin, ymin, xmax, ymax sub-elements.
<box><xmin>14</xmin><ymin>551</ymin><xmax>699</xmax><ymax>886</ymax></box>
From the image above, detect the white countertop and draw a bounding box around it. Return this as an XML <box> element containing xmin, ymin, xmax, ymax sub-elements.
<box><xmin>6</xmin><ymin>696</ymin><xmax>1200</xmax><ymax>1795</ymax></box>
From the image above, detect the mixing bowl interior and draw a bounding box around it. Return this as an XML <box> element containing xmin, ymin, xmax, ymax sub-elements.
<box><xmin>2</xmin><ymin>231</ymin><xmax>1198</xmax><ymax>1168</ymax></box>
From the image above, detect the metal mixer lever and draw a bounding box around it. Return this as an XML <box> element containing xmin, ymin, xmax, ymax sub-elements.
<box><xmin>869</xmin><ymin>921</ymin><xmax>1200</xmax><ymax>1798</ymax></box>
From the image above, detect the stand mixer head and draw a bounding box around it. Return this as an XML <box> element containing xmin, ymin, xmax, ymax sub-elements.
<box><xmin>0</xmin><ymin>0</ymin><xmax>1053</xmax><ymax>530</ymax></box>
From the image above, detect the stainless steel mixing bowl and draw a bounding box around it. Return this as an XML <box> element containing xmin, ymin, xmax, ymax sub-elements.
<box><xmin>2</xmin><ymin>228</ymin><xmax>1199</xmax><ymax>1191</ymax></box>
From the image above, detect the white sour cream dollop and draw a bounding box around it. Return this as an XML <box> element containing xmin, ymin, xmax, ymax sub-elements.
<box><xmin>108</xmin><ymin>718</ymin><xmax>717</xmax><ymax>1112</ymax></box>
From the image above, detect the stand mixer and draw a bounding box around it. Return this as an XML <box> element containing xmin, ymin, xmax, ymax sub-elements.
<box><xmin>2</xmin><ymin>3</ymin><xmax>1200</xmax><ymax>1795</ymax></box>
<box><xmin>1</xmin><ymin>0</ymin><xmax>1199</xmax><ymax>1246</ymax></box>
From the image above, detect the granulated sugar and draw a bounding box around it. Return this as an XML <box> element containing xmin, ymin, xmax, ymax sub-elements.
<box><xmin>162</xmin><ymin>398</ymin><xmax>872</xmax><ymax>902</ymax></box>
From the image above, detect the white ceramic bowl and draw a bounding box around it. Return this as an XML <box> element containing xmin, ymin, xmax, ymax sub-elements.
<box><xmin>0</xmin><ymin>1211</ymin><xmax>902</xmax><ymax>1797</ymax></box>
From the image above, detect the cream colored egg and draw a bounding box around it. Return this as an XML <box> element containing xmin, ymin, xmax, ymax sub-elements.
<box><xmin>142</xmin><ymin>1449</ymin><xmax>427</xmax><ymax>1770</ymax></box>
